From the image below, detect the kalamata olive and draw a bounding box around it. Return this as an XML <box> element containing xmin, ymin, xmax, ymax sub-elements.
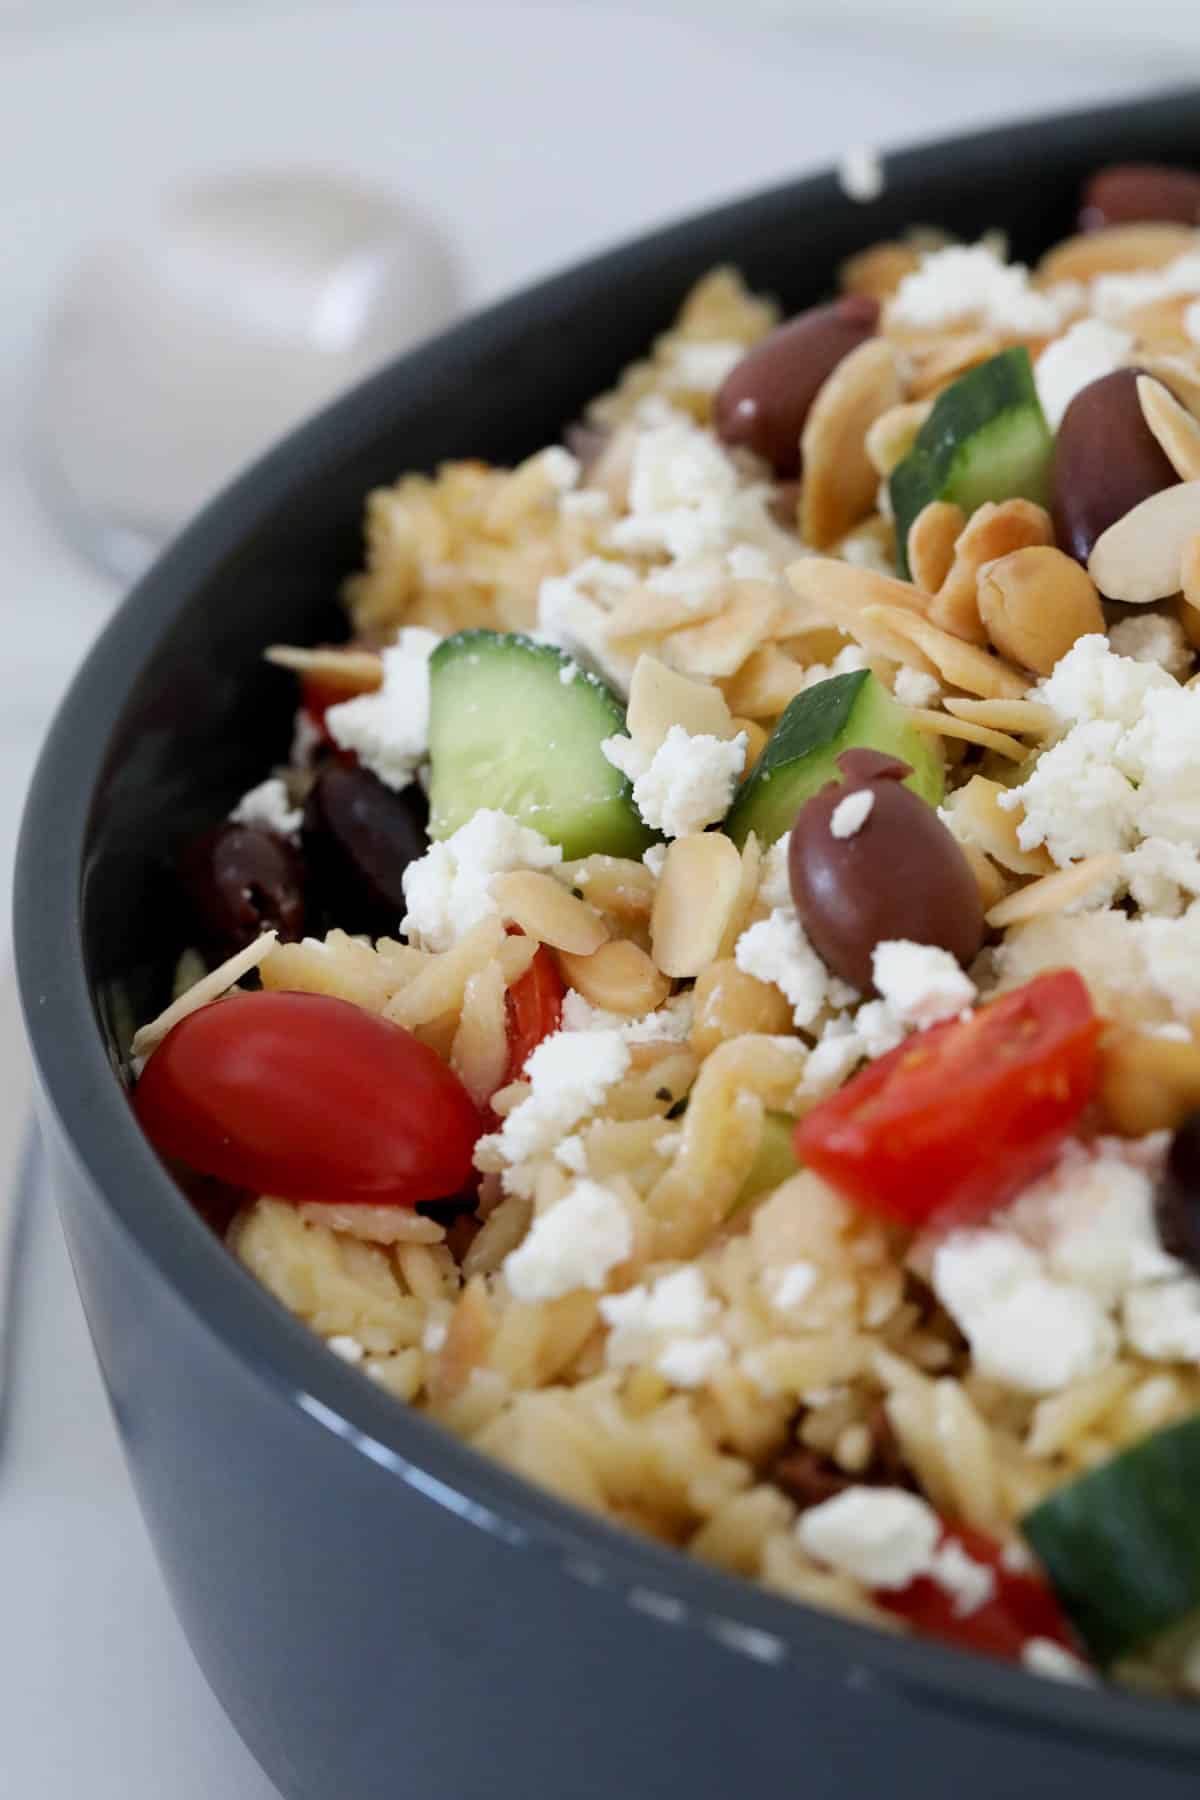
<box><xmin>1155</xmin><ymin>1113</ymin><xmax>1200</xmax><ymax>1270</ymax></box>
<box><xmin>1080</xmin><ymin>164</ymin><xmax>1200</xmax><ymax>231</ymax></box>
<box><xmin>714</xmin><ymin>294</ymin><xmax>880</xmax><ymax>477</ymax></box>
<box><xmin>178</xmin><ymin>822</ymin><xmax>306</xmax><ymax>955</ymax></box>
<box><xmin>302</xmin><ymin>761</ymin><xmax>428</xmax><ymax>938</ymax></box>
<box><xmin>1052</xmin><ymin>368</ymin><xmax>1180</xmax><ymax>568</ymax></box>
<box><xmin>788</xmin><ymin>749</ymin><xmax>984</xmax><ymax>994</ymax></box>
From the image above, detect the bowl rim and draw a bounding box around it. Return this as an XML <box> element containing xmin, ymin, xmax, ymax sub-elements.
<box><xmin>17</xmin><ymin>82</ymin><xmax>1200</xmax><ymax>1760</ymax></box>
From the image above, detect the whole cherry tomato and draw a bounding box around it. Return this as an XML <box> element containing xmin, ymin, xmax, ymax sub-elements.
<box><xmin>134</xmin><ymin>990</ymin><xmax>483</xmax><ymax>1206</ymax></box>
<box><xmin>503</xmin><ymin>943</ymin><xmax>565</xmax><ymax>1086</ymax></box>
<box><xmin>877</xmin><ymin>1524</ymin><xmax>1079</xmax><ymax>1664</ymax></box>
<box><xmin>795</xmin><ymin>970</ymin><xmax>1101</xmax><ymax>1227</ymax></box>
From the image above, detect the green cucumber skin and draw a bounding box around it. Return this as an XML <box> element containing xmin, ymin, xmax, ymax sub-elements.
<box><xmin>735</xmin><ymin>1111</ymin><xmax>799</xmax><ymax>1210</ymax></box>
<box><xmin>890</xmin><ymin>348</ymin><xmax>1053</xmax><ymax>578</ymax></box>
<box><xmin>1022</xmin><ymin>1413</ymin><xmax>1200</xmax><ymax>1664</ymax></box>
<box><xmin>427</xmin><ymin>630</ymin><xmax>654</xmax><ymax>861</ymax></box>
<box><xmin>724</xmin><ymin>670</ymin><xmax>945</xmax><ymax>848</ymax></box>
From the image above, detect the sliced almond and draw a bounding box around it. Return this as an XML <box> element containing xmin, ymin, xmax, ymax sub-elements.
<box><xmin>605</xmin><ymin>577</ymin><xmax>725</xmax><ymax>642</ymax></box>
<box><xmin>660</xmin><ymin>582</ymin><xmax>779</xmax><ymax>679</ymax></box>
<box><xmin>840</xmin><ymin>240</ymin><xmax>922</xmax><ymax>301</ymax></box>
<box><xmin>490</xmin><ymin>871</ymin><xmax>609</xmax><ymax>956</ymax></box>
<box><xmin>1184</xmin><ymin>533</ymin><xmax>1200</xmax><ymax>613</ymax></box>
<box><xmin>1089</xmin><ymin>480</ymin><xmax>1200</xmax><ymax>604</ymax></box>
<box><xmin>985</xmin><ymin>854</ymin><xmax>1123</xmax><ymax>929</ymax></box>
<box><xmin>907</xmin><ymin>500</ymin><xmax>965</xmax><ymax>595</ymax></box>
<box><xmin>931</xmin><ymin>499</ymin><xmax>1054</xmax><ymax>647</ymax></box>
<box><xmin>558</xmin><ymin>939</ymin><xmax>671</xmax><ymax>1016</ymax></box>
<box><xmin>903</xmin><ymin>330</ymin><xmax>1003</xmax><ymax>402</ymax></box>
<box><xmin>800</xmin><ymin>338</ymin><xmax>903</xmax><ymax>550</ymax></box>
<box><xmin>265</xmin><ymin>644</ymin><xmax>383</xmax><ymax>695</ymax></box>
<box><xmin>943</xmin><ymin>775</ymin><xmax>1053</xmax><ymax>877</ymax></box>
<box><xmin>942</xmin><ymin>696</ymin><xmax>1058</xmax><ymax>738</ymax></box>
<box><xmin>1136</xmin><ymin>352</ymin><xmax>1200</xmax><ymax>421</ymax></box>
<box><xmin>907</xmin><ymin>708</ymin><xmax>1026</xmax><ymax>762</ymax></box>
<box><xmin>651</xmin><ymin>833</ymin><xmax>743</xmax><ymax>978</ymax></box>
<box><xmin>721</xmin><ymin>647</ymin><xmax>811</xmax><ymax>719</ymax></box>
<box><xmin>1127</xmin><ymin>294</ymin><xmax>1198</xmax><ymax>356</ymax></box>
<box><xmin>625</xmin><ymin>652</ymin><xmax>737</xmax><ymax>752</ymax></box>
<box><xmin>862</xmin><ymin>605</ymin><xmax>1028</xmax><ymax>699</ymax></box>
<box><xmin>1137</xmin><ymin>375</ymin><xmax>1200</xmax><ymax>482</ymax></box>
<box><xmin>1036</xmin><ymin>222</ymin><xmax>1197</xmax><ymax>287</ymax></box>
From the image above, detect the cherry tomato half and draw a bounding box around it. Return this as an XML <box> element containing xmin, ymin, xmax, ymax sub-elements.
<box><xmin>795</xmin><ymin>970</ymin><xmax>1101</xmax><ymax>1227</ymax></box>
<box><xmin>504</xmin><ymin>943</ymin><xmax>565</xmax><ymax>1086</ymax></box>
<box><xmin>134</xmin><ymin>990</ymin><xmax>483</xmax><ymax>1207</ymax></box>
<box><xmin>877</xmin><ymin>1525</ymin><xmax>1078</xmax><ymax>1664</ymax></box>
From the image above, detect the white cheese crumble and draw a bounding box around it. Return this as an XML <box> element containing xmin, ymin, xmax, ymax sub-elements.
<box><xmin>838</xmin><ymin>144</ymin><xmax>884</xmax><ymax>203</ymax></box>
<box><xmin>477</xmin><ymin>1027</ymin><xmax>631</xmax><ymax>1189</ymax></box>
<box><xmin>324</xmin><ymin>627</ymin><xmax>441</xmax><ymax>791</ymax></box>
<box><xmin>797</xmin><ymin>1488</ymin><xmax>941</xmax><ymax>1589</ymax></box>
<box><xmin>735</xmin><ymin>910</ymin><xmax>847</xmax><ymax>1030</ymax></box>
<box><xmin>929</xmin><ymin>1538</ymin><xmax>997</xmax><ymax>1618</ymax></box>
<box><xmin>537</xmin><ymin>556</ymin><xmax>639</xmax><ymax>695</ymax></box>
<box><xmin>229</xmin><ymin>774</ymin><xmax>302</xmax><ymax>840</ymax></box>
<box><xmin>540</xmin><ymin>445</ymin><xmax>581</xmax><ymax>492</ymax></box>
<box><xmin>1021</xmin><ymin>1639</ymin><xmax>1095</xmax><ymax>1685</ymax></box>
<box><xmin>1032</xmin><ymin>317</ymin><xmax>1133</xmax><ymax>430</ymax></box>
<box><xmin>1090</xmin><ymin>247</ymin><xmax>1200</xmax><ymax>324</ymax></box>
<box><xmin>893</xmin><ymin>665</ymin><xmax>942</xmax><ymax>709</ymax></box>
<box><xmin>560</xmin><ymin>987</ymin><xmax>693</xmax><ymax>1046</ymax></box>
<box><xmin>890</xmin><ymin>243</ymin><xmax>1071</xmax><ymax>338</ymax></box>
<box><xmin>327</xmin><ymin>1334</ymin><xmax>365</xmax><ymax>1365</ymax></box>
<box><xmin>830</xmin><ymin>788</ymin><xmax>875</xmax><ymax>840</ymax></box>
<box><xmin>607</xmin><ymin>407</ymin><xmax>782</xmax><ymax>565</ymax></box>
<box><xmin>666</xmin><ymin>339</ymin><xmax>745</xmax><ymax>394</ymax></box>
<box><xmin>764</xmin><ymin>1261</ymin><xmax>818</xmax><ymax>1313</ymax></box>
<box><xmin>871</xmin><ymin>940</ymin><xmax>976</xmax><ymax>1029</ymax></box>
<box><xmin>1108</xmin><ymin>612</ymin><xmax>1193</xmax><ymax>678</ymax></box>
<box><xmin>1123</xmin><ymin>1278</ymin><xmax>1200</xmax><ymax>1362</ymax></box>
<box><xmin>602</xmin><ymin>724</ymin><xmax>746</xmax><ymax>838</ymax></box>
<box><xmin>656</xmin><ymin>1335</ymin><xmax>730</xmax><ymax>1388</ymax></box>
<box><xmin>401</xmin><ymin>809</ymin><xmax>560</xmax><ymax>951</ymax></box>
<box><xmin>600</xmin><ymin>1266</ymin><xmax>729</xmax><ymax>1385</ymax></box>
<box><xmin>502</xmin><ymin>1179</ymin><xmax>632</xmax><ymax>1301</ymax></box>
<box><xmin>643</xmin><ymin>843</ymin><xmax>668</xmax><ymax>880</ymax></box>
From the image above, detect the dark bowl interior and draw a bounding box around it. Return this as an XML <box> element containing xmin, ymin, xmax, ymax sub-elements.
<box><xmin>16</xmin><ymin>84</ymin><xmax>1200</xmax><ymax>1788</ymax></box>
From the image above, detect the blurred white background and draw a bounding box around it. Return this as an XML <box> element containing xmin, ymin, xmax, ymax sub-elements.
<box><xmin>0</xmin><ymin>5</ymin><xmax>1196</xmax><ymax>1799</ymax></box>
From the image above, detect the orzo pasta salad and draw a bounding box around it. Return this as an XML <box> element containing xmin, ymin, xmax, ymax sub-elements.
<box><xmin>134</xmin><ymin>160</ymin><xmax>1200</xmax><ymax>1695</ymax></box>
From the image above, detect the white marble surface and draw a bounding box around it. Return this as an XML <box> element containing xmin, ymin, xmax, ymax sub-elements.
<box><xmin>0</xmin><ymin>4</ymin><xmax>1160</xmax><ymax>1796</ymax></box>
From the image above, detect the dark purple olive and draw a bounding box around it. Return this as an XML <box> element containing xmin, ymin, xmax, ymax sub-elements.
<box><xmin>178</xmin><ymin>823</ymin><xmax>306</xmax><ymax>956</ymax></box>
<box><xmin>714</xmin><ymin>294</ymin><xmax>879</xmax><ymax>477</ymax></box>
<box><xmin>1155</xmin><ymin>1113</ymin><xmax>1200</xmax><ymax>1271</ymax></box>
<box><xmin>302</xmin><ymin>762</ymin><xmax>428</xmax><ymax>939</ymax></box>
<box><xmin>1052</xmin><ymin>368</ymin><xmax>1180</xmax><ymax>568</ymax></box>
<box><xmin>1080</xmin><ymin>164</ymin><xmax>1200</xmax><ymax>232</ymax></box>
<box><xmin>788</xmin><ymin>750</ymin><xmax>984</xmax><ymax>995</ymax></box>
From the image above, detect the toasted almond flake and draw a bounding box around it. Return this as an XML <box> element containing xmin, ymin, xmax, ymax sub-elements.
<box><xmin>660</xmin><ymin>584</ymin><xmax>779</xmax><ymax>680</ymax></box>
<box><xmin>626</xmin><ymin>652</ymin><xmax>737</xmax><ymax>752</ymax></box>
<box><xmin>961</xmin><ymin>842</ymin><xmax>1012</xmax><ymax>912</ymax></box>
<box><xmin>265</xmin><ymin>644</ymin><xmax>383</xmax><ymax>694</ymax></box>
<box><xmin>800</xmin><ymin>338</ymin><xmax>903</xmax><ymax>550</ymax></box>
<box><xmin>945</xmin><ymin>775</ymin><xmax>1054</xmax><ymax>876</ymax></box>
<box><xmin>131</xmin><ymin>931</ymin><xmax>278</xmax><ymax>1062</ymax></box>
<box><xmin>558</xmin><ymin>938</ymin><xmax>671</xmax><ymax>1016</ymax></box>
<box><xmin>907</xmin><ymin>708</ymin><xmax>1026</xmax><ymax>761</ymax></box>
<box><xmin>1127</xmin><ymin>293</ymin><xmax>1198</xmax><ymax>355</ymax></box>
<box><xmin>907</xmin><ymin>500</ymin><xmax>965</xmax><ymax>595</ymax></box>
<box><xmin>1137</xmin><ymin>352</ymin><xmax>1200</xmax><ymax>420</ymax></box>
<box><xmin>862</xmin><ymin>605</ymin><xmax>1028</xmax><ymax>699</ymax></box>
<box><xmin>651</xmin><ymin>833</ymin><xmax>744</xmax><ymax>978</ymax></box>
<box><xmin>786</xmin><ymin>556</ymin><xmax>926</xmax><ymax>617</ymax></box>
<box><xmin>865</xmin><ymin>399</ymin><xmax>932</xmax><ymax>478</ymax></box>
<box><xmin>556</xmin><ymin>855</ymin><xmax>656</xmax><ymax>921</ymax></box>
<box><xmin>941</xmin><ymin>697</ymin><xmax>1058</xmax><ymax>737</ymax></box>
<box><xmin>1137</xmin><ymin>375</ymin><xmax>1200</xmax><ymax>481</ymax></box>
<box><xmin>1036</xmin><ymin>222</ymin><xmax>1198</xmax><ymax>287</ymax></box>
<box><xmin>490</xmin><ymin>870</ymin><xmax>609</xmax><ymax>955</ymax></box>
<box><xmin>717</xmin><ymin>831</ymin><xmax>763</xmax><ymax>960</ymax></box>
<box><xmin>604</xmin><ymin>581</ymin><xmax>725</xmax><ymax>642</ymax></box>
<box><xmin>930</xmin><ymin>499</ymin><xmax>1054</xmax><ymax>646</ymax></box>
<box><xmin>1089</xmin><ymin>480</ymin><xmax>1200</xmax><ymax>604</ymax></box>
<box><xmin>903</xmin><ymin>330</ymin><xmax>1004</xmax><ymax>401</ymax></box>
<box><xmin>840</xmin><ymin>240</ymin><xmax>922</xmax><ymax>301</ymax></box>
<box><xmin>721</xmin><ymin>647</ymin><xmax>813</xmax><ymax>719</ymax></box>
<box><xmin>985</xmin><ymin>854</ymin><xmax>1124</xmax><ymax>928</ymax></box>
<box><xmin>1183</xmin><ymin>533</ymin><xmax>1200</xmax><ymax>612</ymax></box>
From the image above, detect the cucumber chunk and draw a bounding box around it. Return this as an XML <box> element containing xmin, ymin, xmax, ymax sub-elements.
<box><xmin>427</xmin><ymin>630</ymin><xmax>654</xmax><ymax>860</ymax></box>
<box><xmin>1022</xmin><ymin>1413</ymin><xmax>1200</xmax><ymax>1664</ymax></box>
<box><xmin>889</xmin><ymin>348</ymin><xmax>1053</xmax><ymax>578</ymax></box>
<box><xmin>736</xmin><ymin>1111</ymin><xmax>800</xmax><ymax>1209</ymax></box>
<box><xmin>724</xmin><ymin>670</ymin><xmax>944</xmax><ymax>849</ymax></box>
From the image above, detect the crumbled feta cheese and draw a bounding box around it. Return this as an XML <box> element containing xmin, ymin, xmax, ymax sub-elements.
<box><xmin>727</xmin><ymin>543</ymin><xmax>774</xmax><ymax>581</ymax></box>
<box><xmin>643</xmin><ymin>843</ymin><xmax>668</xmax><ymax>880</ymax></box>
<box><xmin>1108</xmin><ymin>612</ymin><xmax>1193</xmax><ymax>677</ymax></box>
<box><xmin>558</xmin><ymin>659</ymin><xmax>580</xmax><ymax>686</ymax></box>
<box><xmin>667</xmin><ymin>339</ymin><xmax>745</xmax><ymax>393</ymax></box>
<box><xmin>540</xmin><ymin>446</ymin><xmax>581</xmax><ymax>491</ymax></box>
<box><xmin>1090</xmin><ymin>248</ymin><xmax>1200</xmax><ymax>324</ymax></box>
<box><xmin>324</xmin><ymin>627</ymin><xmax>441</xmax><ymax>790</ymax></box>
<box><xmin>656</xmin><ymin>1334</ymin><xmax>729</xmax><ymax>1387</ymax></box>
<box><xmin>929</xmin><ymin>1539</ymin><xmax>996</xmax><ymax>1618</ymax></box>
<box><xmin>401</xmin><ymin>809</ymin><xmax>560</xmax><ymax>950</ymax></box>
<box><xmin>1141</xmin><ymin>907</ymin><xmax>1200</xmax><ymax>1014</ymax></box>
<box><xmin>765</xmin><ymin>1261</ymin><xmax>818</xmax><ymax>1312</ymax></box>
<box><xmin>502</xmin><ymin>1179</ymin><xmax>633</xmax><ymax>1301</ymax></box>
<box><xmin>560</xmin><ymin>988</ymin><xmax>693</xmax><ymax>1046</ymax></box>
<box><xmin>327</xmin><ymin>1334</ymin><xmax>365</xmax><ymax>1365</ymax></box>
<box><xmin>999</xmin><ymin>718</ymin><xmax>1138</xmax><ymax>863</ymax></box>
<box><xmin>1123</xmin><ymin>1278</ymin><xmax>1200</xmax><ymax>1362</ymax></box>
<box><xmin>604</xmin><ymin>724</ymin><xmax>746</xmax><ymax>838</ymax></box>
<box><xmin>735</xmin><ymin>910</ymin><xmax>841</xmax><ymax>1030</ymax></box>
<box><xmin>800</xmin><ymin>1017</ymin><xmax>866</xmax><ymax>1096</ymax></box>
<box><xmin>229</xmin><ymin>774</ymin><xmax>302</xmax><ymax>840</ymax></box>
<box><xmin>561</xmin><ymin>489</ymin><xmax>612</xmax><ymax>522</ymax></box>
<box><xmin>830</xmin><ymin>789</ymin><xmax>875</xmax><ymax>839</ymax></box>
<box><xmin>932</xmin><ymin>1230</ymin><xmax>1116</xmax><ymax>1393</ymax></box>
<box><xmin>890</xmin><ymin>244</ymin><xmax>1070</xmax><ymax>337</ymax></box>
<box><xmin>537</xmin><ymin>556</ymin><xmax>639</xmax><ymax>695</ymax></box>
<box><xmin>1033</xmin><ymin>318</ymin><xmax>1133</xmax><ymax>429</ymax></box>
<box><xmin>555</xmin><ymin>1134</ymin><xmax>588</xmax><ymax>1174</ymax></box>
<box><xmin>1123</xmin><ymin>837</ymin><xmax>1200</xmax><ymax>918</ymax></box>
<box><xmin>422</xmin><ymin>1320</ymin><xmax>448</xmax><ymax>1354</ymax></box>
<box><xmin>758</xmin><ymin>836</ymin><xmax>793</xmax><ymax>909</ymax></box>
<box><xmin>1021</xmin><ymin>1639</ymin><xmax>1095</xmax><ymax>1685</ymax></box>
<box><xmin>797</xmin><ymin>644</ymin><xmax>872</xmax><ymax>694</ymax></box>
<box><xmin>893</xmin><ymin>665</ymin><xmax>942</xmax><ymax>709</ymax></box>
<box><xmin>1009</xmin><ymin>1138</ymin><xmax>1176</xmax><ymax>1307</ymax></box>
<box><xmin>1038</xmin><ymin>633</ymin><xmax>1174</xmax><ymax>730</ymax></box>
<box><xmin>600</xmin><ymin>1266</ymin><xmax>721</xmax><ymax>1369</ymax></box>
<box><xmin>871</xmin><ymin>940</ymin><xmax>976</xmax><ymax>1029</ymax></box>
<box><xmin>479</xmin><ymin>1028</ymin><xmax>630</xmax><ymax>1182</ymax></box>
<box><xmin>838</xmin><ymin>144</ymin><xmax>884</xmax><ymax>203</ymax></box>
<box><xmin>608</xmin><ymin>410</ymin><xmax>780</xmax><ymax>564</ymax></box>
<box><xmin>797</xmin><ymin>1487</ymin><xmax>942</xmax><ymax>1589</ymax></box>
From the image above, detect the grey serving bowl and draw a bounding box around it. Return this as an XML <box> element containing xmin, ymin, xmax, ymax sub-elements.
<box><xmin>15</xmin><ymin>87</ymin><xmax>1200</xmax><ymax>1800</ymax></box>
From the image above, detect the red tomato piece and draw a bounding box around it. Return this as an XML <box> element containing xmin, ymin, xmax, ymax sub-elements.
<box><xmin>877</xmin><ymin>1525</ymin><xmax>1079</xmax><ymax>1664</ymax></box>
<box><xmin>504</xmin><ymin>944</ymin><xmax>565</xmax><ymax>1086</ymax></box>
<box><xmin>134</xmin><ymin>990</ymin><xmax>483</xmax><ymax>1207</ymax></box>
<box><xmin>794</xmin><ymin>970</ymin><xmax>1101</xmax><ymax>1227</ymax></box>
